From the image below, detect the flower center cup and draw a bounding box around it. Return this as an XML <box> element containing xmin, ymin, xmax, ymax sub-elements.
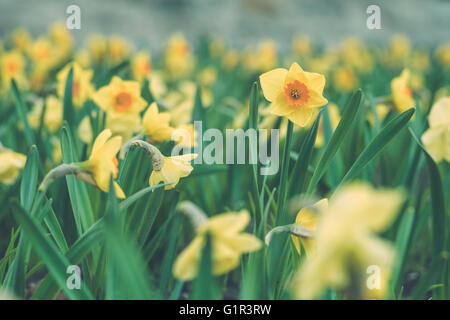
<box><xmin>114</xmin><ymin>92</ymin><xmax>132</xmax><ymax>111</ymax></box>
<box><xmin>6</xmin><ymin>62</ymin><xmax>17</xmax><ymax>74</ymax></box>
<box><xmin>403</xmin><ymin>87</ymin><xmax>412</xmax><ymax>97</ymax></box>
<box><xmin>72</xmin><ymin>80</ymin><xmax>79</xmax><ymax>98</ymax></box>
<box><xmin>112</xmin><ymin>156</ymin><xmax>119</xmax><ymax>178</ymax></box>
<box><xmin>284</xmin><ymin>80</ymin><xmax>310</xmax><ymax>106</ymax></box>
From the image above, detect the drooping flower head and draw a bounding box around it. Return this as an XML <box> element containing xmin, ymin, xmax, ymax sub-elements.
<box><xmin>149</xmin><ymin>154</ymin><xmax>197</xmax><ymax>190</ymax></box>
<box><xmin>259</xmin><ymin>62</ymin><xmax>328</xmax><ymax>126</ymax></box>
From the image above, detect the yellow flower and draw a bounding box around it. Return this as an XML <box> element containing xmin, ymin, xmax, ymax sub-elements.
<box><xmin>56</xmin><ymin>62</ymin><xmax>94</xmax><ymax>108</ymax></box>
<box><xmin>198</xmin><ymin>67</ymin><xmax>217</xmax><ymax>87</ymax></box>
<box><xmin>0</xmin><ymin>148</ymin><xmax>27</xmax><ymax>185</ymax></box>
<box><xmin>131</xmin><ymin>51</ymin><xmax>152</xmax><ymax>82</ymax></box>
<box><xmin>88</xmin><ymin>35</ymin><xmax>107</xmax><ymax>63</ymax></box>
<box><xmin>81</xmin><ymin>129</ymin><xmax>125</xmax><ymax>198</ymax></box>
<box><xmin>259</xmin><ymin>62</ymin><xmax>328</xmax><ymax>127</ymax></box>
<box><xmin>435</xmin><ymin>43</ymin><xmax>450</xmax><ymax>69</ymax></box>
<box><xmin>78</xmin><ymin>116</ymin><xmax>93</xmax><ymax>145</ymax></box>
<box><xmin>333</xmin><ymin>66</ymin><xmax>358</xmax><ymax>92</ymax></box>
<box><xmin>421</xmin><ymin>97</ymin><xmax>450</xmax><ymax>163</ymax></box>
<box><xmin>172</xmin><ymin>124</ymin><xmax>197</xmax><ymax>148</ymax></box>
<box><xmin>28</xmin><ymin>95</ymin><xmax>63</xmax><ymax>133</ymax></box>
<box><xmin>92</xmin><ymin>76</ymin><xmax>147</xmax><ymax>115</ymax></box>
<box><xmin>108</xmin><ymin>36</ymin><xmax>131</xmax><ymax>66</ymax></box>
<box><xmin>164</xmin><ymin>33</ymin><xmax>194</xmax><ymax>78</ymax></box>
<box><xmin>142</xmin><ymin>102</ymin><xmax>174</xmax><ymax>143</ymax></box>
<box><xmin>293</xmin><ymin>35</ymin><xmax>312</xmax><ymax>57</ymax></box>
<box><xmin>173</xmin><ymin>210</ymin><xmax>262</xmax><ymax>281</ymax></box>
<box><xmin>28</xmin><ymin>37</ymin><xmax>54</xmax><ymax>71</ymax></box>
<box><xmin>222</xmin><ymin>50</ymin><xmax>239</xmax><ymax>71</ymax></box>
<box><xmin>149</xmin><ymin>153</ymin><xmax>197</xmax><ymax>190</ymax></box>
<box><xmin>315</xmin><ymin>102</ymin><xmax>340</xmax><ymax>147</ymax></box>
<box><xmin>0</xmin><ymin>50</ymin><xmax>26</xmax><ymax>88</ymax></box>
<box><xmin>291</xmin><ymin>199</ymin><xmax>327</xmax><ymax>256</ymax></box>
<box><xmin>148</xmin><ymin>71</ymin><xmax>167</xmax><ymax>99</ymax></box>
<box><xmin>368</xmin><ymin>103</ymin><xmax>390</xmax><ymax>126</ymax></box>
<box><xmin>391</xmin><ymin>69</ymin><xmax>415</xmax><ymax>113</ymax></box>
<box><xmin>105</xmin><ymin>112</ymin><xmax>141</xmax><ymax>142</ymax></box>
<box><xmin>385</xmin><ymin>35</ymin><xmax>410</xmax><ymax>67</ymax></box>
<box><xmin>74</xmin><ymin>49</ymin><xmax>91</xmax><ymax>68</ymax></box>
<box><xmin>12</xmin><ymin>28</ymin><xmax>31</xmax><ymax>51</ymax></box>
<box><xmin>292</xmin><ymin>182</ymin><xmax>404</xmax><ymax>299</ymax></box>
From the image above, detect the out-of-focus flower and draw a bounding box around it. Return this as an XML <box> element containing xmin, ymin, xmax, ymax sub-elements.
<box><xmin>131</xmin><ymin>50</ymin><xmax>152</xmax><ymax>82</ymax></box>
<box><xmin>385</xmin><ymin>35</ymin><xmax>411</xmax><ymax>67</ymax></box>
<box><xmin>421</xmin><ymin>97</ymin><xmax>450</xmax><ymax>163</ymax></box>
<box><xmin>49</xmin><ymin>22</ymin><xmax>73</xmax><ymax>65</ymax></box>
<box><xmin>340</xmin><ymin>38</ymin><xmax>373</xmax><ymax>74</ymax></box>
<box><xmin>222</xmin><ymin>50</ymin><xmax>239</xmax><ymax>71</ymax></box>
<box><xmin>164</xmin><ymin>33</ymin><xmax>194</xmax><ymax>78</ymax></box>
<box><xmin>173</xmin><ymin>208</ymin><xmax>262</xmax><ymax>281</ymax></box>
<box><xmin>105</xmin><ymin>112</ymin><xmax>141</xmax><ymax>142</ymax></box>
<box><xmin>316</xmin><ymin>103</ymin><xmax>340</xmax><ymax>147</ymax></box>
<box><xmin>92</xmin><ymin>76</ymin><xmax>147</xmax><ymax>115</ymax></box>
<box><xmin>292</xmin><ymin>182</ymin><xmax>404</xmax><ymax>299</ymax></box>
<box><xmin>333</xmin><ymin>66</ymin><xmax>358</xmax><ymax>92</ymax></box>
<box><xmin>148</xmin><ymin>71</ymin><xmax>167</xmax><ymax>99</ymax></box>
<box><xmin>88</xmin><ymin>34</ymin><xmax>107</xmax><ymax>63</ymax></box>
<box><xmin>209</xmin><ymin>39</ymin><xmax>225</xmax><ymax>57</ymax></box>
<box><xmin>368</xmin><ymin>103</ymin><xmax>390</xmax><ymax>126</ymax></box>
<box><xmin>108</xmin><ymin>36</ymin><xmax>131</xmax><ymax>66</ymax></box>
<box><xmin>0</xmin><ymin>50</ymin><xmax>26</xmax><ymax>88</ymax></box>
<box><xmin>142</xmin><ymin>102</ymin><xmax>174</xmax><ymax>143</ymax></box>
<box><xmin>257</xmin><ymin>40</ymin><xmax>278</xmax><ymax>72</ymax></box>
<box><xmin>259</xmin><ymin>62</ymin><xmax>328</xmax><ymax>127</ymax></box>
<box><xmin>198</xmin><ymin>67</ymin><xmax>217</xmax><ymax>87</ymax></box>
<box><xmin>12</xmin><ymin>28</ymin><xmax>31</xmax><ymax>52</ymax></box>
<box><xmin>28</xmin><ymin>37</ymin><xmax>54</xmax><ymax>71</ymax></box>
<box><xmin>291</xmin><ymin>199</ymin><xmax>327</xmax><ymax>256</ymax></box>
<box><xmin>56</xmin><ymin>62</ymin><xmax>94</xmax><ymax>108</ymax></box>
<box><xmin>78</xmin><ymin>116</ymin><xmax>93</xmax><ymax>145</ymax></box>
<box><xmin>391</xmin><ymin>69</ymin><xmax>415</xmax><ymax>113</ymax></box>
<box><xmin>293</xmin><ymin>35</ymin><xmax>312</xmax><ymax>57</ymax></box>
<box><xmin>435</xmin><ymin>44</ymin><xmax>450</xmax><ymax>69</ymax></box>
<box><xmin>172</xmin><ymin>124</ymin><xmax>196</xmax><ymax>148</ymax></box>
<box><xmin>28</xmin><ymin>95</ymin><xmax>63</xmax><ymax>133</ymax></box>
<box><xmin>410</xmin><ymin>50</ymin><xmax>430</xmax><ymax>72</ymax></box>
<box><xmin>0</xmin><ymin>147</ymin><xmax>27</xmax><ymax>185</ymax></box>
<box><xmin>74</xmin><ymin>49</ymin><xmax>91</xmax><ymax>68</ymax></box>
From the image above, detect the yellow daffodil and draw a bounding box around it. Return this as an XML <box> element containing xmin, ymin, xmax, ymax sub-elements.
<box><xmin>105</xmin><ymin>112</ymin><xmax>141</xmax><ymax>142</ymax></box>
<box><xmin>333</xmin><ymin>66</ymin><xmax>358</xmax><ymax>92</ymax></box>
<box><xmin>385</xmin><ymin>35</ymin><xmax>410</xmax><ymax>67</ymax></box>
<box><xmin>12</xmin><ymin>28</ymin><xmax>31</xmax><ymax>52</ymax></box>
<box><xmin>131</xmin><ymin>51</ymin><xmax>152</xmax><ymax>82</ymax></box>
<box><xmin>0</xmin><ymin>147</ymin><xmax>27</xmax><ymax>185</ymax></box>
<box><xmin>292</xmin><ymin>182</ymin><xmax>404</xmax><ymax>300</ymax></box>
<box><xmin>173</xmin><ymin>208</ymin><xmax>262</xmax><ymax>281</ymax></box>
<box><xmin>149</xmin><ymin>153</ymin><xmax>197</xmax><ymax>190</ymax></box>
<box><xmin>74</xmin><ymin>49</ymin><xmax>91</xmax><ymax>68</ymax></box>
<box><xmin>259</xmin><ymin>62</ymin><xmax>328</xmax><ymax>127</ymax></box>
<box><xmin>391</xmin><ymin>69</ymin><xmax>415</xmax><ymax>113</ymax></box>
<box><xmin>293</xmin><ymin>35</ymin><xmax>312</xmax><ymax>57</ymax></box>
<box><xmin>164</xmin><ymin>33</ymin><xmax>194</xmax><ymax>78</ymax></box>
<box><xmin>92</xmin><ymin>76</ymin><xmax>147</xmax><ymax>115</ymax></box>
<box><xmin>142</xmin><ymin>102</ymin><xmax>174</xmax><ymax>143</ymax></box>
<box><xmin>1</xmin><ymin>50</ymin><xmax>26</xmax><ymax>88</ymax></box>
<box><xmin>78</xmin><ymin>116</ymin><xmax>93</xmax><ymax>145</ymax></box>
<box><xmin>222</xmin><ymin>50</ymin><xmax>239</xmax><ymax>71</ymax></box>
<box><xmin>435</xmin><ymin>43</ymin><xmax>450</xmax><ymax>69</ymax></box>
<box><xmin>421</xmin><ymin>97</ymin><xmax>450</xmax><ymax>163</ymax></box>
<box><xmin>291</xmin><ymin>199</ymin><xmax>327</xmax><ymax>256</ymax></box>
<box><xmin>108</xmin><ymin>36</ymin><xmax>131</xmax><ymax>66</ymax></box>
<box><xmin>88</xmin><ymin>34</ymin><xmax>107</xmax><ymax>63</ymax></box>
<box><xmin>172</xmin><ymin>124</ymin><xmax>196</xmax><ymax>148</ymax></box>
<box><xmin>28</xmin><ymin>37</ymin><xmax>54</xmax><ymax>71</ymax></box>
<box><xmin>56</xmin><ymin>62</ymin><xmax>94</xmax><ymax>108</ymax></box>
<box><xmin>198</xmin><ymin>67</ymin><xmax>217</xmax><ymax>87</ymax></box>
<box><xmin>28</xmin><ymin>95</ymin><xmax>62</xmax><ymax>133</ymax></box>
<box><xmin>316</xmin><ymin>103</ymin><xmax>340</xmax><ymax>147</ymax></box>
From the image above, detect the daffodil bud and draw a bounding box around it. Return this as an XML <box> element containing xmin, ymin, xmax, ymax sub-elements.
<box><xmin>265</xmin><ymin>224</ymin><xmax>314</xmax><ymax>245</ymax></box>
<box><xmin>177</xmin><ymin>201</ymin><xmax>208</xmax><ymax>230</ymax></box>
<box><xmin>131</xmin><ymin>140</ymin><xmax>164</xmax><ymax>171</ymax></box>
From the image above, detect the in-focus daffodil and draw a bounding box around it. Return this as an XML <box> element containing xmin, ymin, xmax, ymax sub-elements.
<box><xmin>292</xmin><ymin>182</ymin><xmax>404</xmax><ymax>300</ymax></box>
<box><xmin>173</xmin><ymin>203</ymin><xmax>262</xmax><ymax>281</ymax></box>
<box><xmin>421</xmin><ymin>97</ymin><xmax>450</xmax><ymax>163</ymax></box>
<box><xmin>56</xmin><ymin>62</ymin><xmax>94</xmax><ymax>108</ymax></box>
<box><xmin>259</xmin><ymin>62</ymin><xmax>328</xmax><ymax>127</ymax></box>
<box><xmin>92</xmin><ymin>76</ymin><xmax>147</xmax><ymax>115</ymax></box>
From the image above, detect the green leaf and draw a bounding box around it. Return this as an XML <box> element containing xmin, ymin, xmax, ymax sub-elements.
<box><xmin>192</xmin><ymin>234</ymin><xmax>220</xmax><ymax>299</ymax></box>
<box><xmin>119</xmin><ymin>183</ymin><xmax>170</xmax><ymax>212</ymax></box>
<box><xmin>60</xmin><ymin>124</ymin><xmax>95</xmax><ymax>235</ymax></box>
<box><xmin>20</xmin><ymin>145</ymin><xmax>39</xmax><ymax>212</ymax></box>
<box><xmin>340</xmin><ymin>108</ymin><xmax>415</xmax><ymax>184</ymax></box>
<box><xmin>306</xmin><ymin>89</ymin><xmax>362</xmax><ymax>194</ymax></box>
<box><xmin>11</xmin><ymin>79</ymin><xmax>34</xmax><ymax>147</ymax></box>
<box><xmin>63</xmin><ymin>67</ymin><xmax>74</xmax><ymax>125</ymax></box>
<box><xmin>12</xmin><ymin>203</ymin><xmax>93</xmax><ymax>300</ymax></box>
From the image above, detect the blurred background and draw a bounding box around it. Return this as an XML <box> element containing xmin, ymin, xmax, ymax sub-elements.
<box><xmin>1</xmin><ymin>0</ymin><xmax>449</xmax><ymax>53</ymax></box>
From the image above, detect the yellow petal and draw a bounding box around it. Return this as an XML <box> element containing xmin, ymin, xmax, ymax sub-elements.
<box><xmin>173</xmin><ymin>236</ymin><xmax>204</xmax><ymax>281</ymax></box>
<box><xmin>305</xmin><ymin>72</ymin><xmax>326</xmax><ymax>92</ymax></box>
<box><xmin>285</xmin><ymin>62</ymin><xmax>307</xmax><ymax>85</ymax></box>
<box><xmin>287</xmin><ymin>107</ymin><xmax>317</xmax><ymax>127</ymax></box>
<box><xmin>204</xmin><ymin>210</ymin><xmax>250</xmax><ymax>234</ymax></box>
<box><xmin>113</xmin><ymin>181</ymin><xmax>126</xmax><ymax>199</ymax></box>
<box><xmin>90</xmin><ymin>129</ymin><xmax>112</xmax><ymax>157</ymax></box>
<box><xmin>259</xmin><ymin>68</ymin><xmax>287</xmax><ymax>102</ymax></box>
<box><xmin>269</xmin><ymin>94</ymin><xmax>295</xmax><ymax>116</ymax></box>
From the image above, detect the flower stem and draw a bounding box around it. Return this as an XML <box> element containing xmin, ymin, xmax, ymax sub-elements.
<box><xmin>39</xmin><ymin>163</ymin><xmax>81</xmax><ymax>192</ymax></box>
<box><xmin>177</xmin><ymin>201</ymin><xmax>208</xmax><ymax>230</ymax></box>
<box><xmin>131</xmin><ymin>140</ymin><xmax>164</xmax><ymax>171</ymax></box>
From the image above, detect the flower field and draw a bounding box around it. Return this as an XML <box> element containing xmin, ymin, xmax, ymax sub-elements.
<box><xmin>0</xmin><ymin>22</ymin><xmax>448</xmax><ymax>300</ymax></box>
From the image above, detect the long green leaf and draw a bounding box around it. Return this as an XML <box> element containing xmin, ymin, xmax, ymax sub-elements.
<box><xmin>11</xmin><ymin>79</ymin><xmax>34</xmax><ymax>147</ymax></box>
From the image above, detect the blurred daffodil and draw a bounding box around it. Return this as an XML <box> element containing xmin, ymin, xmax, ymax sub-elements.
<box><xmin>0</xmin><ymin>145</ymin><xmax>27</xmax><ymax>185</ymax></box>
<box><xmin>292</xmin><ymin>182</ymin><xmax>404</xmax><ymax>299</ymax></box>
<box><xmin>1</xmin><ymin>50</ymin><xmax>26</xmax><ymax>88</ymax></box>
<box><xmin>173</xmin><ymin>203</ymin><xmax>262</xmax><ymax>280</ymax></box>
<box><xmin>131</xmin><ymin>50</ymin><xmax>152</xmax><ymax>82</ymax></box>
<box><xmin>259</xmin><ymin>62</ymin><xmax>328</xmax><ymax>126</ymax></box>
<box><xmin>92</xmin><ymin>76</ymin><xmax>147</xmax><ymax>115</ymax></box>
<box><xmin>391</xmin><ymin>69</ymin><xmax>415</xmax><ymax>113</ymax></box>
<box><xmin>28</xmin><ymin>95</ymin><xmax>63</xmax><ymax>133</ymax></box>
<box><xmin>142</xmin><ymin>102</ymin><xmax>174</xmax><ymax>143</ymax></box>
<box><xmin>56</xmin><ymin>62</ymin><xmax>94</xmax><ymax>108</ymax></box>
<box><xmin>421</xmin><ymin>97</ymin><xmax>450</xmax><ymax>163</ymax></box>
<box><xmin>316</xmin><ymin>103</ymin><xmax>340</xmax><ymax>147</ymax></box>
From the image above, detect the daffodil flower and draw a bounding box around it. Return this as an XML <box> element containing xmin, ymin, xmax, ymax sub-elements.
<box><xmin>259</xmin><ymin>62</ymin><xmax>328</xmax><ymax>127</ymax></box>
<box><xmin>131</xmin><ymin>140</ymin><xmax>196</xmax><ymax>190</ymax></box>
<box><xmin>56</xmin><ymin>62</ymin><xmax>94</xmax><ymax>109</ymax></box>
<box><xmin>141</xmin><ymin>102</ymin><xmax>174</xmax><ymax>143</ymax></box>
<box><xmin>391</xmin><ymin>69</ymin><xmax>415</xmax><ymax>113</ymax></box>
<box><xmin>292</xmin><ymin>183</ymin><xmax>404</xmax><ymax>300</ymax></box>
<box><xmin>92</xmin><ymin>76</ymin><xmax>147</xmax><ymax>115</ymax></box>
<box><xmin>39</xmin><ymin>129</ymin><xmax>125</xmax><ymax>198</ymax></box>
<box><xmin>173</xmin><ymin>202</ymin><xmax>262</xmax><ymax>281</ymax></box>
<box><xmin>421</xmin><ymin>97</ymin><xmax>450</xmax><ymax>163</ymax></box>
<box><xmin>0</xmin><ymin>144</ymin><xmax>27</xmax><ymax>185</ymax></box>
